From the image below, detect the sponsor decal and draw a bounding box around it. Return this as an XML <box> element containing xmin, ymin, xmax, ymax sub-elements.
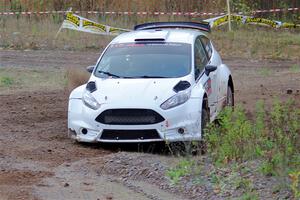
<box><xmin>245</xmin><ymin>17</ymin><xmax>279</xmax><ymax>27</ymax></box>
<box><xmin>57</xmin><ymin>12</ymin><xmax>130</xmax><ymax>37</ymax></box>
<box><xmin>204</xmin><ymin>14</ymin><xmax>300</xmax><ymax>29</ymax></box>
<box><xmin>56</xmin><ymin>12</ymin><xmax>300</xmax><ymax>37</ymax></box>
<box><xmin>66</xmin><ymin>12</ymin><xmax>80</xmax><ymax>27</ymax></box>
<box><xmin>204</xmin><ymin>78</ymin><xmax>212</xmax><ymax>96</ymax></box>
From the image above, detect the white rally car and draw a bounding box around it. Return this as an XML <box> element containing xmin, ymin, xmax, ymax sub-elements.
<box><xmin>68</xmin><ymin>22</ymin><xmax>234</xmax><ymax>143</ymax></box>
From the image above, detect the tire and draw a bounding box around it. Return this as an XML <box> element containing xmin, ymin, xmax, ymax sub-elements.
<box><xmin>199</xmin><ymin>105</ymin><xmax>210</xmax><ymax>154</ymax></box>
<box><xmin>226</xmin><ymin>85</ymin><xmax>234</xmax><ymax>107</ymax></box>
<box><xmin>185</xmin><ymin>101</ymin><xmax>210</xmax><ymax>155</ymax></box>
<box><xmin>201</xmin><ymin>105</ymin><xmax>210</xmax><ymax>137</ymax></box>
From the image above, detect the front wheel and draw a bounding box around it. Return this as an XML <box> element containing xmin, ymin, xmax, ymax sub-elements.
<box><xmin>186</xmin><ymin>102</ymin><xmax>210</xmax><ymax>155</ymax></box>
<box><xmin>201</xmin><ymin>105</ymin><xmax>210</xmax><ymax>137</ymax></box>
<box><xmin>199</xmin><ymin>105</ymin><xmax>210</xmax><ymax>154</ymax></box>
<box><xmin>226</xmin><ymin>85</ymin><xmax>234</xmax><ymax>107</ymax></box>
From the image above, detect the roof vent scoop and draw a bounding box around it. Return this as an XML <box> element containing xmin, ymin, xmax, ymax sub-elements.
<box><xmin>173</xmin><ymin>81</ymin><xmax>191</xmax><ymax>93</ymax></box>
<box><xmin>135</xmin><ymin>38</ymin><xmax>165</xmax><ymax>42</ymax></box>
<box><xmin>134</xmin><ymin>30</ymin><xmax>168</xmax><ymax>42</ymax></box>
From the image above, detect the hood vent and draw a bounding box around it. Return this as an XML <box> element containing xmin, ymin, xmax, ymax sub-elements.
<box><xmin>86</xmin><ymin>81</ymin><xmax>97</xmax><ymax>93</ymax></box>
<box><xmin>173</xmin><ymin>81</ymin><xmax>191</xmax><ymax>93</ymax></box>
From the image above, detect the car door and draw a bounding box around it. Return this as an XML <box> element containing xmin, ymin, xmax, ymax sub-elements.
<box><xmin>200</xmin><ymin>36</ymin><xmax>221</xmax><ymax>117</ymax></box>
<box><xmin>194</xmin><ymin>37</ymin><xmax>214</xmax><ymax>117</ymax></box>
<box><xmin>194</xmin><ymin>36</ymin><xmax>218</xmax><ymax>118</ymax></box>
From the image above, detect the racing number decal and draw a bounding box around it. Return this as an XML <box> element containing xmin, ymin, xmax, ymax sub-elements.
<box><xmin>204</xmin><ymin>78</ymin><xmax>212</xmax><ymax>96</ymax></box>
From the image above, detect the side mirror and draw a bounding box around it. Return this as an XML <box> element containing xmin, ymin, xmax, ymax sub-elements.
<box><xmin>205</xmin><ymin>65</ymin><xmax>217</xmax><ymax>76</ymax></box>
<box><xmin>86</xmin><ymin>65</ymin><xmax>95</xmax><ymax>73</ymax></box>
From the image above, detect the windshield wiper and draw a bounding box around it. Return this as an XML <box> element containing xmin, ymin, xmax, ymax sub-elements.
<box><xmin>98</xmin><ymin>70</ymin><xmax>121</xmax><ymax>78</ymax></box>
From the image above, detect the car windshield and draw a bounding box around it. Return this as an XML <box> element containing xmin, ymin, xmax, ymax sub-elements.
<box><xmin>95</xmin><ymin>42</ymin><xmax>191</xmax><ymax>78</ymax></box>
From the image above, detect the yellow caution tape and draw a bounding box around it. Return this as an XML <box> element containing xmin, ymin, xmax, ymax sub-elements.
<box><xmin>205</xmin><ymin>14</ymin><xmax>300</xmax><ymax>29</ymax></box>
<box><xmin>59</xmin><ymin>12</ymin><xmax>130</xmax><ymax>36</ymax></box>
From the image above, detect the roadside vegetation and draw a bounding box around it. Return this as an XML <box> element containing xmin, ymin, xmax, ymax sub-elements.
<box><xmin>66</xmin><ymin>67</ymin><xmax>90</xmax><ymax>91</ymax></box>
<box><xmin>1</xmin><ymin>15</ymin><xmax>300</xmax><ymax>60</ymax></box>
<box><xmin>0</xmin><ymin>76</ymin><xmax>14</xmax><ymax>87</ymax></box>
<box><xmin>0</xmin><ymin>67</ymin><xmax>67</xmax><ymax>94</ymax></box>
<box><xmin>167</xmin><ymin>101</ymin><xmax>300</xmax><ymax>199</ymax></box>
<box><xmin>0</xmin><ymin>66</ymin><xmax>91</xmax><ymax>94</ymax></box>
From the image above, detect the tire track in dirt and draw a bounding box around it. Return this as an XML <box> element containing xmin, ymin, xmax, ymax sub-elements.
<box><xmin>0</xmin><ymin>90</ymin><xmax>112</xmax><ymax>199</ymax></box>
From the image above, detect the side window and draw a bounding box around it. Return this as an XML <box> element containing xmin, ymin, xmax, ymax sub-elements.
<box><xmin>194</xmin><ymin>38</ymin><xmax>208</xmax><ymax>79</ymax></box>
<box><xmin>200</xmin><ymin>36</ymin><xmax>213</xmax><ymax>59</ymax></box>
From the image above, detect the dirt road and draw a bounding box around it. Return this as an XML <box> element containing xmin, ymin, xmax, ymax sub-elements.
<box><xmin>0</xmin><ymin>50</ymin><xmax>299</xmax><ymax>199</ymax></box>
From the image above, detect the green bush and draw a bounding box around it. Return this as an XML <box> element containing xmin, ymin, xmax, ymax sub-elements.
<box><xmin>207</xmin><ymin>105</ymin><xmax>256</xmax><ymax>164</ymax></box>
<box><xmin>206</xmin><ymin>100</ymin><xmax>300</xmax><ymax>176</ymax></box>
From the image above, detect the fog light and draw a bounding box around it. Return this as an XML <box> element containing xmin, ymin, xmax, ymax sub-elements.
<box><xmin>178</xmin><ymin>128</ymin><xmax>185</xmax><ymax>134</ymax></box>
<box><xmin>81</xmin><ymin>128</ymin><xmax>88</xmax><ymax>135</ymax></box>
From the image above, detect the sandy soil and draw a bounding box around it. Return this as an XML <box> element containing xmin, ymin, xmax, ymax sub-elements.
<box><xmin>0</xmin><ymin>50</ymin><xmax>299</xmax><ymax>199</ymax></box>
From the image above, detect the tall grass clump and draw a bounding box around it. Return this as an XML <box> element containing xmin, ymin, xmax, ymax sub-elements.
<box><xmin>206</xmin><ymin>100</ymin><xmax>300</xmax><ymax>196</ymax></box>
<box><xmin>65</xmin><ymin>67</ymin><xmax>90</xmax><ymax>92</ymax></box>
<box><xmin>207</xmin><ymin>100</ymin><xmax>299</xmax><ymax>175</ymax></box>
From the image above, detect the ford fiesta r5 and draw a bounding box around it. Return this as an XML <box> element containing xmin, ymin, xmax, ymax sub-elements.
<box><xmin>68</xmin><ymin>22</ymin><xmax>234</xmax><ymax>143</ymax></box>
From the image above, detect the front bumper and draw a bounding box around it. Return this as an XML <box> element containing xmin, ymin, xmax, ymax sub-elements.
<box><xmin>68</xmin><ymin>98</ymin><xmax>202</xmax><ymax>143</ymax></box>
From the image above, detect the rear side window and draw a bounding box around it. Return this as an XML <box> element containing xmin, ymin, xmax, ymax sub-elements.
<box><xmin>200</xmin><ymin>36</ymin><xmax>213</xmax><ymax>59</ymax></box>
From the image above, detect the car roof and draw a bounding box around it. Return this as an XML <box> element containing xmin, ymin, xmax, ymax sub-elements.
<box><xmin>111</xmin><ymin>29</ymin><xmax>207</xmax><ymax>45</ymax></box>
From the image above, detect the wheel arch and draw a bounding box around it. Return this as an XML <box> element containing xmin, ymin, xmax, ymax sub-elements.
<box><xmin>228</xmin><ymin>75</ymin><xmax>234</xmax><ymax>106</ymax></box>
<box><xmin>202</xmin><ymin>93</ymin><xmax>210</xmax><ymax>120</ymax></box>
<box><xmin>202</xmin><ymin>93</ymin><xmax>209</xmax><ymax>109</ymax></box>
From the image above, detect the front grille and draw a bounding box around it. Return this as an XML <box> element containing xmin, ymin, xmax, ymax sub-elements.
<box><xmin>95</xmin><ymin>109</ymin><xmax>165</xmax><ymax>125</ymax></box>
<box><xmin>100</xmin><ymin>129</ymin><xmax>161</xmax><ymax>140</ymax></box>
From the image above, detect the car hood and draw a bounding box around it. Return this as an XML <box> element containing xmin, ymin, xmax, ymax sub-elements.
<box><xmin>90</xmin><ymin>77</ymin><xmax>191</xmax><ymax>108</ymax></box>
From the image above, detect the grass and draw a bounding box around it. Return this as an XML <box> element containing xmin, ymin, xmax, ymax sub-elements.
<box><xmin>207</xmin><ymin>100</ymin><xmax>300</xmax><ymax>173</ymax></box>
<box><xmin>206</xmin><ymin>100</ymin><xmax>300</xmax><ymax>197</ymax></box>
<box><xmin>0</xmin><ymin>67</ymin><xmax>67</xmax><ymax>94</ymax></box>
<box><xmin>66</xmin><ymin>67</ymin><xmax>90</xmax><ymax>92</ymax></box>
<box><xmin>1</xmin><ymin>16</ymin><xmax>300</xmax><ymax>60</ymax></box>
<box><xmin>166</xmin><ymin>100</ymin><xmax>300</xmax><ymax>198</ymax></box>
<box><xmin>210</xmin><ymin>25</ymin><xmax>300</xmax><ymax>60</ymax></box>
<box><xmin>166</xmin><ymin>159</ymin><xmax>195</xmax><ymax>184</ymax></box>
<box><xmin>0</xmin><ymin>76</ymin><xmax>14</xmax><ymax>87</ymax></box>
<box><xmin>258</xmin><ymin>68</ymin><xmax>272</xmax><ymax>76</ymax></box>
<box><xmin>290</xmin><ymin>171</ymin><xmax>300</xmax><ymax>199</ymax></box>
<box><xmin>290</xmin><ymin>65</ymin><xmax>300</xmax><ymax>73</ymax></box>
<box><xmin>0</xmin><ymin>67</ymin><xmax>90</xmax><ymax>94</ymax></box>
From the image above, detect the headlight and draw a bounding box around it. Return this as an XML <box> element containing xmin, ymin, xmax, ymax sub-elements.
<box><xmin>160</xmin><ymin>90</ymin><xmax>191</xmax><ymax>110</ymax></box>
<box><xmin>82</xmin><ymin>90</ymin><xmax>100</xmax><ymax>110</ymax></box>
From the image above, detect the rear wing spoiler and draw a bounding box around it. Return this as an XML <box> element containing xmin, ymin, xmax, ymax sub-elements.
<box><xmin>134</xmin><ymin>22</ymin><xmax>211</xmax><ymax>32</ymax></box>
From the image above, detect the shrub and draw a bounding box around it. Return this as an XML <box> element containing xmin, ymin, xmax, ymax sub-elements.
<box><xmin>206</xmin><ymin>100</ymin><xmax>300</xmax><ymax>176</ymax></box>
<box><xmin>206</xmin><ymin>106</ymin><xmax>256</xmax><ymax>164</ymax></box>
